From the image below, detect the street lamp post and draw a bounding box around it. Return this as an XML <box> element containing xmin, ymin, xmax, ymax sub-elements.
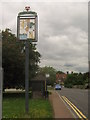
<box><xmin>17</xmin><ymin>6</ymin><xmax>38</xmax><ymax>114</ymax></box>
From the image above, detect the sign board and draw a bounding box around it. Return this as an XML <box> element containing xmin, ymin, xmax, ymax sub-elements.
<box><xmin>45</xmin><ymin>74</ymin><xmax>50</xmax><ymax>78</ymax></box>
<box><xmin>17</xmin><ymin>11</ymin><xmax>38</xmax><ymax>42</ymax></box>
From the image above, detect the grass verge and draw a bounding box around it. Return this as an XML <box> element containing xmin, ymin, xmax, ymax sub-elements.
<box><xmin>3</xmin><ymin>92</ymin><xmax>53</xmax><ymax>118</ymax></box>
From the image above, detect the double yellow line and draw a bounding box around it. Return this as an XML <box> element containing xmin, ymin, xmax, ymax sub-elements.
<box><xmin>62</xmin><ymin>96</ymin><xmax>88</xmax><ymax>120</ymax></box>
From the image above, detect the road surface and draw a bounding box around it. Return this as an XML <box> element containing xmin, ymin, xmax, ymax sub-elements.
<box><xmin>57</xmin><ymin>87</ymin><xmax>88</xmax><ymax>118</ymax></box>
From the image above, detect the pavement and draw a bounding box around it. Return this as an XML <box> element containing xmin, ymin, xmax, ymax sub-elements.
<box><xmin>49</xmin><ymin>90</ymin><xmax>74</xmax><ymax>118</ymax></box>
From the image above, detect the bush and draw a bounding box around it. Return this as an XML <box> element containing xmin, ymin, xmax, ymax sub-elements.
<box><xmin>64</xmin><ymin>84</ymin><xmax>72</xmax><ymax>88</ymax></box>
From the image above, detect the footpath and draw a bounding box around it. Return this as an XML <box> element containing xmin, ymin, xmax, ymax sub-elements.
<box><xmin>49</xmin><ymin>90</ymin><xmax>74</xmax><ymax>118</ymax></box>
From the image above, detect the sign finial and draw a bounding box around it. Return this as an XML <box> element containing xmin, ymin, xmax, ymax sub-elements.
<box><xmin>25</xmin><ymin>6</ymin><xmax>30</xmax><ymax>11</ymax></box>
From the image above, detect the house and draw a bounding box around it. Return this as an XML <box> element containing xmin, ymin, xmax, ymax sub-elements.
<box><xmin>56</xmin><ymin>72</ymin><xmax>67</xmax><ymax>85</ymax></box>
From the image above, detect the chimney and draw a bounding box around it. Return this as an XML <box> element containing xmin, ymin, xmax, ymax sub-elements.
<box><xmin>67</xmin><ymin>71</ymin><xmax>69</xmax><ymax>74</ymax></box>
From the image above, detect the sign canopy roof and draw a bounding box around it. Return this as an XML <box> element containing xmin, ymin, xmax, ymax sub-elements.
<box><xmin>18</xmin><ymin>11</ymin><xmax>37</xmax><ymax>17</ymax></box>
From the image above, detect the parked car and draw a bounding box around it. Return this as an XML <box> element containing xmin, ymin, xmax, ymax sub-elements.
<box><xmin>55</xmin><ymin>84</ymin><xmax>61</xmax><ymax>90</ymax></box>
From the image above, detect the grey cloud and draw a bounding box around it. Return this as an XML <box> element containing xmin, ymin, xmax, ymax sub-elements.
<box><xmin>74</xmin><ymin>66</ymin><xmax>88</xmax><ymax>73</ymax></box>
<box><xmin>40</xmin><ymin>3</ymin><xmax>88</xmax><ymax>35</ymax></box>
<box><xmin>64</xmin><ymin>63</ymin><xmax>76</xmax><ymax>67</ymax></box>
<box><xmin>2</xmin><ymin>2</ymin><xmax>88</xmax><ymax>73</ymax></box>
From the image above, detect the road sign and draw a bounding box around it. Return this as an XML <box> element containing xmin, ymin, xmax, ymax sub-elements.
<box><xmin>17</xmin><ymin>10</ymin><xmax>38</xmax><ymax>42</ymax></box>
<box><xmin>45</xmin><ymin>74</ymin><xmax>50</xmax><ymax>78</ymax></box>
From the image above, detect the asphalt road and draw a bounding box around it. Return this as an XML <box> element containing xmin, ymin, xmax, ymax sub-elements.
<box><xmin>57</xmin><ymin>87</ymin><xmax>88</xmax><ymax>118</ymax></box>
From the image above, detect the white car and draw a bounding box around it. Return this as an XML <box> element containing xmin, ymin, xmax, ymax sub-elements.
<box><xmin>55</xmin><ymin>84</ymin><xmax>61</xmax><ymax>90</ymax></box>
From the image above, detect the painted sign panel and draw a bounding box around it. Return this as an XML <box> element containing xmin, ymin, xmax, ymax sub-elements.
<box><xmin>19</xmin><ymin>18</ymin><xmax>35</xmax><ymax>40</ymax></box>
<box><xmin>17</xmin><ymin>11</ymin><xmax>38</xmax><ymax>42</ymax></box>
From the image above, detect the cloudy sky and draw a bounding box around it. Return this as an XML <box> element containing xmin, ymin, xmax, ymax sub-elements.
<box><xmin>0</xmin><ymin>0</ymin><xmax>89</xmax><ymax>73</ymax></box>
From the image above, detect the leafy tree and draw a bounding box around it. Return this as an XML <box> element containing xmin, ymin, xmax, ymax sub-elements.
<box><xmin>38</xmin><ymin>66</ymin><xmax>57</xmax><ymax>86</ymax></box>
<box><xmin>2</xmin><ymin>29</ymin><xmax>41</xmax><ymax>90</ymax></box>
<box><xmin>56</xmin><ymin>71</ymin><xmax>64</xmax><ymax>74</ymax></box>
<box><xmin>64</xmin><ymin>72</ymin><xmax>88</xmax><ymax>88</ymax></box>
<box><xmin>83</xmin><ymin>72</ymin><xmax>89</xmax><ymax>84</ymax></box>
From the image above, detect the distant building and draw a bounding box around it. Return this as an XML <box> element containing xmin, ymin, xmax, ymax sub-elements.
<box><xmin>56</xmin><ymin>72</ymin><xmax>67</xmax><ymax>85</ymax></box>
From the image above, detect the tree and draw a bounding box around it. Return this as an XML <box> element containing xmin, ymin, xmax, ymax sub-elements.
<box><xmin>2</xmin><ymin>29</ymin><xmax>41</xmax><ymax>90</ymax></box>
<box><xmin>56</xmin><ymin>71</ymin><xmax>64</xmax><ymax>74</ymax></box>
<box><xmin>83</xmin><ymin>72</ymin><xmax>89</xmax><ymax>84</ymax></box>
<box><xmin>38</xmin><ymin>66</ymin><xmax>57</xmax><ymax>86</ymax></box>
<box><xmin>64</xmin><ymin>72</ymin><xmax>87</xmax><ymax>88</ymax></box>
